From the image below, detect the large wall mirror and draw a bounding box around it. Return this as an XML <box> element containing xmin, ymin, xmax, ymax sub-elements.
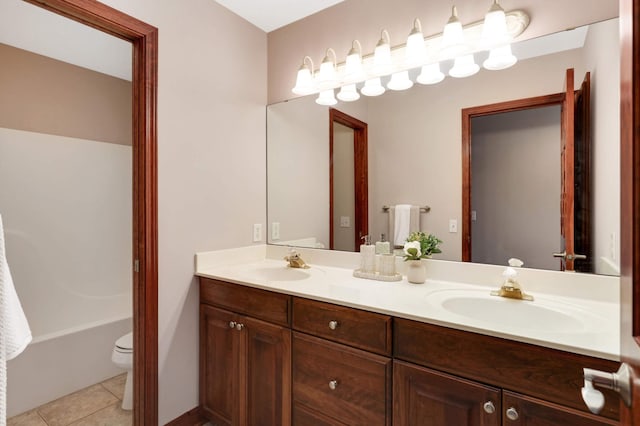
<box><xmin>267</xmin><ymin>17</ymin><xmax>619</xmax><ymax>276</ymax></box>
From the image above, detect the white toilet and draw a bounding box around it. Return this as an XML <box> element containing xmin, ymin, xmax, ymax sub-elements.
<box><xmin>111</xmin><ymin>332</ymin><xmax>133</xmax><ymax>410</ymax></box>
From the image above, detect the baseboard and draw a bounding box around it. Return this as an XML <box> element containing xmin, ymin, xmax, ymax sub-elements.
<box><xmin>165</xmin><ymin>406</ymin><xmax>206</xmax><ymax>426</ymax></box>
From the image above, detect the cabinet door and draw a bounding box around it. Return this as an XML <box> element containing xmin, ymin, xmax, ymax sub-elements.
<box><xmin>393</xmin><ymin>361</ymin><xmax>501</xmax><ymax>426</ymax></box>
<box><xmin>200</xmin><ymin>305</ymin><xmax>241</xmax><ymax>426</ymax></box>
<box><xmin>502</xmin><ymin>391</ymin><xmax>618</xmax><ymax>426</ymax></box>
<box><xmin>243</xmin><ymin>315</ymin><xmax>291</xmax><ymax>426</ymax></box>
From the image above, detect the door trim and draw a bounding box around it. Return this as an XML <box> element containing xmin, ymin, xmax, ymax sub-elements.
<box><xmin>23</xmin><ymin>1</ymin><xmax>159</xmax><ymax>424</ymax></box>
<box><xmin>461</xmin><ymin>93</ymin><xmax>565</xmax><ymax>262</ymax></box>
<box><xmin>329</xmin><ymin>108</ymin><xmax>368</xmax><ymax>251</ymax></box>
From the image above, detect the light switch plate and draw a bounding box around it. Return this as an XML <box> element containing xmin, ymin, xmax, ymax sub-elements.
<box><xmin>272</xmin><ymin>222</ymin><xmax>280</xmax><ymax>240</ymax></box>
<box><xmin>340</xmin><ymin>216</ymin><xmax>351</xmax><ymax>228</ymax></box>
<box><xmin>449</xmin><ymin>219</ymin><xmax>458</xmax><ymax>233</ymax></box>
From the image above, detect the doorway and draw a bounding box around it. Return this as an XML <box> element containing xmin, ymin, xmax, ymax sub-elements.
<box><xmin>22</xmin><ymin>0</ymin><xmax>159</xmax><ymax>424</ymax></box>
<box><xmin>329</xmin><ymin>109</ymin><xmax>368</xmax><ymax>251</ymax></box>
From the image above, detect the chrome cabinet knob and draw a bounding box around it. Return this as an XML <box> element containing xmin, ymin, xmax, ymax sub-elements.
<box><xmin>229</xmin><ymin>321</ymin><xmax>237</xmax><ymax>329</ymax></box>
<box><xmin>483</xmin><ymin>401</ymin><xmax>495</xmax><ymax>414</ymax></box>
<box><xmin>506</xmin><ymin>407</ymin><xmax>519</xmax><ymax>421</ymax></box>
<box><xmin>328</xmin><ymin>320</ymin><xmax>339</xmax><ymax>330</ymax></box>
<box><xmin>328</xmin><ymin>380</ymin><xmax>338</xmax><ymax>390</ymax></box>
<box><xmin>235</xmin><ymin>323</ymin><xmax>244</xmax><ymax>331</ymax></box>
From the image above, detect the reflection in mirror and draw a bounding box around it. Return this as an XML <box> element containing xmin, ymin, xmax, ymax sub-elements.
<box><xmin>267</xmin><ymin>18</ymin><xmax>620</xmax><ymax>276</ymax></box>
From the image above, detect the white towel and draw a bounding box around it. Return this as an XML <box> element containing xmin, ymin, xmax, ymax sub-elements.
<box><xmin>0</xmin><ymin>214</ymin><xmax>32</xmax><ymax>425</ymax></box>
<box><xmin>391</xmin><ymin>204</ymin><xmax>420</xmax><ymax>246</ymax></box>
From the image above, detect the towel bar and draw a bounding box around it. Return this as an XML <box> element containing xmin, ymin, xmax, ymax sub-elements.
<box><xmin>382</xmin><ymin>205</ymin><xmax>431</xmax><ymax>213</ymax></box>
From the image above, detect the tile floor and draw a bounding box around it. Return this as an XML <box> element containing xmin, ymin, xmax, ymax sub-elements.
<box><xmin>7</xmin><ymin>374</ymin><xmax>131</xmax><ymax>426</ymax></box>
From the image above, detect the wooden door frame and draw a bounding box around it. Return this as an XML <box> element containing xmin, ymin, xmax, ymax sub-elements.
<box><xmin>23</xmin><ymin>1</ymin><xmax>158</xmax><ymax>424</ymax></box>
<box><xmin>461</xmin><ymin>93</ymin><xmax>564</xmax><ymax>262</ymax></box>
<box><xmin>620</xmin><ymin>0</ymin><xmax>640</xmax><ymax>422</ymax></box>
<box><xmin>329</xmin><ymin>108</ymin><xmax>368</xmax><ymax>251</ymax></box>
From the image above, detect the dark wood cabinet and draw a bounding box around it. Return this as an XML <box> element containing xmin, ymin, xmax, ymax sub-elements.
<box><xmin>198</xmin><ymin>278</ymin><xmax>619</xmax><ymax>425</ymax></box>
<box><xmin>393</xmin><ymin>360</ymin><xmax>501</xmax><ymax>426</ymax></box>
<box><xmin>199</xmin><ymin>279</ymin><xmax>291</xmax><ymax>426</ymax></box>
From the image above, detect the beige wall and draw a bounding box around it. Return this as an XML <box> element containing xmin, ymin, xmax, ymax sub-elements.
<box><xmin>78</xmin><ymin>0</ymin><xmax>268</xmax><ymax>422</ymax></box>
<box><xmin>267</xmin><ymin>0</ymin><xmax>618</xmax><ymax>104</ymax></box>
<box><xmin>0</xmin><ymin>43</ymin><xmax>131</xmax><ymax>145</ymax></box>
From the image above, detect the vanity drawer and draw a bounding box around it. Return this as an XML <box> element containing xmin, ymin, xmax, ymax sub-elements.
<box><xmin>292</xmin><ymin>332</ymin><xmax>391</xmax><ymax>426</ymax></box>
<box><xmin>292</xmin><ymin>297</ymin><xmax>392</xmax><ymax>355</ymax></box>
<box><xmin>393</xmin><ymin>318</ymin><xmax>620</xmax><ymax>421</ymax></box>
<box><xmin>199</xmin><ymin>277</ymin><xmax>291</xmax><ymax>327</ymax></box>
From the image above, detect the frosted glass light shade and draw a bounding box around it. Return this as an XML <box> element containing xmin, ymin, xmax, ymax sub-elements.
<box><xmin>387</xmin><ymin>71</ymin><xmax>413</xmax><ymax>91</ymax></box>
<box><xmin>337</xmin><ymin>84</ymin><xmax>360</xmax><ymax>102</ymax></box>
<box><xmin>292</xmin><ymin>66</ymin><xmax>314</xmax><ymax>95</ymax></box>
<box><xmin>441</xmin><ymin>6</ymin><xmax>466</xmax><ymax>56</ymax></box>
<box><xmin>317</xmin><ymin>57</ymin><xmax>337</xmax><ymax>90</ymax></box>
<box><xmin>361</xmin><ymin>78</ymin><xmax>385</xmax><ymax>96</ymax></box>
<box><xmin>482</xmin><ymin>0</ymin><xmax>509</xmax><ymax>45</ymax></box>
<box><xmin>417</xmin><ymin>63</ymin><xmax>445</xmax><ymax>85</ymax></box>
<box><xmin>344</xmin><ymin>52</ymin><xmax>365</xmax><ymax>82</ymax></box>
<box><xmin>316</xmin><ymin>89</ymin><xmax>337</xmax><ymax>106</ymax></box>
<box><xmin>406</xmin><ymin>20</ymin><xmax>426</xmax><ymax>66</ymax></box>
<box><xmin>483</xmin><ymin>44</ymin><xmax>517</xmax><ymax>70</ymax></box>
<box><xmin>449</xmin><ymin>54</ymin><xmax>480</xmax><ymax>78</ymax></box>
<box><xmin>372</xmin><ymin>32</ymin><xmax>392</xmax><ymax>75</ymax></box>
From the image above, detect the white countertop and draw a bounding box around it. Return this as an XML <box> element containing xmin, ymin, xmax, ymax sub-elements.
<box><xmin>195</xmin><ymin>245</ymin><xmax>620</xmax><ymax>361</ymax></box>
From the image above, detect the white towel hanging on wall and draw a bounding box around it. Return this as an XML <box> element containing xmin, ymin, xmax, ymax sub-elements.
<box><xmin>0</xmin><ymin>214</ymin><xmax>32</xmax><ymax>426</ymax></box>
<box><xmin>390</xmin><ymin>204</ymin><xmax>420</xmax><ymax>246</ymax></box>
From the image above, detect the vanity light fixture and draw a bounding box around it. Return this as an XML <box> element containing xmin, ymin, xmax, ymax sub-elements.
<box><xmin>406</xmin><ymin>18</ymin><xmax>427</xmax><ymax>66</ymax></box>
<box><xmin>361</xmin><ymin>77</ymin><xmax>386</xmax><ymax>96</ymax></box>
<box><xmin>292</xmin><ymin>56</ymin><xmax>315</xmax><ymax>95</ymax></box>
<box><xmin>317</xmin><ymin>48</ymin><xmax>338</xmax><ymax>90</ymax></box>
<box><xmin>291</xmin><ymin>2</ymin><xmax>530</xmax><ymax>103</ymax></box>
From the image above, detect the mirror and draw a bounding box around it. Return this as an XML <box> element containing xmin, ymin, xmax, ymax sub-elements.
<box><xmin>267</xmin><ymin>18</ymin><xmax>620</xmax><ymax>276</ymax></box>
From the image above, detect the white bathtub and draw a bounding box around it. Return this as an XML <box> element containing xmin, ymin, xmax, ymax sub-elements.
<box><xmin>7</xmin><ymin>315</ymin><xmax>132</xmax><ymax>417</ymax></box>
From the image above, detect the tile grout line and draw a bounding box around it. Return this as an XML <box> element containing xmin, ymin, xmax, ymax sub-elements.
<box><xmin>99</xmin><ymin>382</ymin><xmax>123</xmax><ymax>401</ymax></box>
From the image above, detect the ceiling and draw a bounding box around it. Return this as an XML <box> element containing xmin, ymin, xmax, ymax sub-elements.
<box><xmin>213</xmin><ymin>0</ymin><xmax>345</xmax><ymax>32</ymax></box>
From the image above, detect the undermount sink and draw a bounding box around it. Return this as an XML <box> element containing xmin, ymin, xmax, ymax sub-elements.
<box><xmin>238</xmin><ymin>265</ymin><xmax>314</xmax><ymax>282</ymax></box>
<box><xmin>425</xmin><ymin>289</ymin><xmax>605</xmax><ymax>333</ymax></box>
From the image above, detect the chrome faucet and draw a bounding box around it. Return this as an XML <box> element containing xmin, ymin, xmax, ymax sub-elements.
<box><xmin>490</xmin><ymin>265</ymin><xmax>533</xmax><ymax>301</ymax></box>
<box><xmin>284</xmin><ymin>249</ymin><xmax>309</xmax><ymax>269</ymax></box>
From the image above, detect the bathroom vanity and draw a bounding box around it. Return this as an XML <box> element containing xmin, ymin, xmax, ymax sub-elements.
<box><xmin>195</xmin><ymin>246</ymin><xmax>620</xmax><ymax>425</ymax></box>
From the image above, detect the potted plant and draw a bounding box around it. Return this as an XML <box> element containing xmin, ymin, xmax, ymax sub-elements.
<box><xmin>403</xmin><ymin>231</ymin><xmax>442</xmax><ymax>283</ymax></box>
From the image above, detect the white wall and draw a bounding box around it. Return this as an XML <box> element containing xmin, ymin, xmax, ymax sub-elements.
<box><xmin>89</xmin><ymin>0</ymin><xmax>268</xmax><ymax>422</ymax></box>
<box><xmin>0</xmin><ymin>128</ymin><xmax>132</xmax><ymax>338</ymax></box>
<box><xmin>582</xmin><ymin>18</ymin><xmax>620</xmax><ymax>274</ymax></box>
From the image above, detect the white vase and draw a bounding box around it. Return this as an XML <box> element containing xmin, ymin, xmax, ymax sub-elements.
<box><xmin>406</xmin><ymin>259</ymin><xmax>427</xmax><ymax>284</ymax></box>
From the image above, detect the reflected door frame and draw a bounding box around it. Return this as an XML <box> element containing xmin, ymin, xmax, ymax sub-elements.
<box><xmin>461</xmin><ymin>93</ymin><xmax>564</xmax><ymax>263</ymax></box>
<box><xmin>23</xmin><ymin>0</ymin><xmax>159</xmax><ymax>424</ymax></box>
<box><xmin>329</xmin><ymin>108</ymin><xmax>368</xmax><ymax>251</ymax></box>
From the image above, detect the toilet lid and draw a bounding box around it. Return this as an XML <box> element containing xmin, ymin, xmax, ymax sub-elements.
<box><xmin>116</xmin><ymin>332</ymin><xmax>133</xmax><ymax>351</ymax></box>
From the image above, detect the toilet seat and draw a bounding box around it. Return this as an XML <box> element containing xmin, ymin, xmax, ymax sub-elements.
<box><xmin>115</xmin><ymin>332</ymin><xmax>133</xmax><ymax>352</ymax></box>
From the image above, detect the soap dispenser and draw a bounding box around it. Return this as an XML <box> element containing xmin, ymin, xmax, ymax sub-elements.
<box><xmin>360</xmin><ymin>235</ymin><xmax>376</xmax><ymax>273</ymax></box>
<box><xmin>375</xmin><ymin>234</ymin><xmax>391</xmax><ymax>255</ymax></box>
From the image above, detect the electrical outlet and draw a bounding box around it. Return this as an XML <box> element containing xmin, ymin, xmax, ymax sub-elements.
<box><xmin>253</xmin><ymin>223</ymin><xmax>262</xmax><ymax>242</ymax></box>
<box><xmin>272</xmin><ymin>222</ymin><xmax>280</xmax><ymax>240</ymax></box>
<box><xmin>340</xmin><ymin>216</ymin><xmax>351</xmax><ymax>228</ymax></box>
<box><xmin>449</xmin><ymin>219</ymin><xmax>458</xmax><ymax>233</ymax></box>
